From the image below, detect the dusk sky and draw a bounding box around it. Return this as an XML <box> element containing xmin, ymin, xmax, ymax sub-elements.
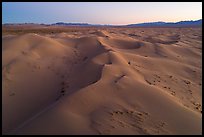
<box><xmin>2</xmin><ymin>2</ymin><xmax>202</xmax><ymax>25</ymax></box>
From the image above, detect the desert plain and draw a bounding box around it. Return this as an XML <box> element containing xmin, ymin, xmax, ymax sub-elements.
<box><xmin>2</xmin><ymin>25</ymin><xmax>202</xmax><ymax>135</ymax></box>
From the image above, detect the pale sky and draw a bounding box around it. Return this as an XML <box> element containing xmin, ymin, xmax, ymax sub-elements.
<box><xmin>2</xmin><ymin>2</ymin><xmax>202</xmax><ymax>25</ymax></box>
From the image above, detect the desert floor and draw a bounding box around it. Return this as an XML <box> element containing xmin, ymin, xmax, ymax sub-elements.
<box><xmin>2</xmin><ymin>26</ymin><xmax>202</xmax><ymax>135</ymax></box>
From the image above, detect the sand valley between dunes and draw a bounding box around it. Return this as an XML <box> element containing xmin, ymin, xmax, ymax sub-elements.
<box><xmin>2</xmin><ymin>26</ymin><xmax>202</xmax><ymax>135</ymax></box>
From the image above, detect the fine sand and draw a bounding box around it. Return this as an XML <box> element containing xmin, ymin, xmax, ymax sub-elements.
<box><xmin>2</xmin><ymin>26</ymin><xmax>202</xmax><ymax>135</ymax></box>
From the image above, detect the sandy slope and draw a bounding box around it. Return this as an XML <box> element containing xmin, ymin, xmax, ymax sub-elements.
<box><xmin>2</xmin><ymin>27</ymin><xmax>202</xmax><ymax>135</ymax></box>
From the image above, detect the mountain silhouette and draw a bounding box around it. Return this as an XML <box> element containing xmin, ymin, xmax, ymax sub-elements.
<box><xmin>127</xmin><ymin>19</ymin><xmax>202</xmax><ymax>27</ymax></box>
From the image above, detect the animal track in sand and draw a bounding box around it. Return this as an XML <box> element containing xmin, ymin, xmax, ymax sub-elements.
<box><xmin>183</xmin><ymin>79</ymin><xmax>191</xmax><ymax>85</ymax></box>
<box><xmin>134</xmin><ymin>64</ymin><xmax>144</xmax><ymax>68</ymax></box>
<box><xmin>191</xmin><ymin>100</ymin><xmax>202</xmax><ymax>113</ymax></box>
<box><xmin>145</xmin><ymin>79</ymin><xmax>156</xmax><ymax>86</ymax></box>
<box><xmin>114</xmin><ymin>75</ymin><xmax>126</xmax><ymax>83</ymax></box>
<box><xmin>21</xmin><ymin>50</ymin><xmax>28</xmax><ymax>55</ymax></box>
<box><xmin>145</xmin><ymin>79</ymin><xmax>152</xmax><ymax>85</ymax></box>
<box><xmin>56</xmin><ymin>81</ymin><xmax>70</xmax><ymax>101</ymax></box>
<box><xmin>99</xmin><ymin>108</ymin><xmax>168</xmax><ymax>135</ymax></box>
<box><xmin>95</xmin><ymin>109</ymin><xmax>150</xmax><ymax>134</ymax></box>
<box><xmin>146</xmin><ymin>74</ymin><xmax>179</xmax><ymax>97</ymax></box>
<box><xmin>170</xmin><ymin>91</ymin><xmax>176</xmax><ymax>96</ymax></box>
<box><xmin>34</xmin><ymin>64</ymin><xmax>41</xmax><ymax>70</ymax></box>
<box><xmin>128</xmin><ymin>33</ymin><xmax>141</xmax><ymax>38</ymax></box>
<box><xmin>9</xmin><ymin>92</ymin><xmax>15</xmax><ymax>96</ymax></box>
<box><xmin>82</xmin><ymin>56</ymin><xmax>88</xmax><ymax>61</ymax></box>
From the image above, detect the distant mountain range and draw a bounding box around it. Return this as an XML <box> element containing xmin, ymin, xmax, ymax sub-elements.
<box><xmin>126</xmin><ymin>19</ymin><xmax>202</xmax><ymax>27</ymax></box>
<box><xmin>50</xmin><ymin>22</ymin><xmax>114</xmax><ymax>27</ymax></box>
<box><xmin>3</xmin><ymin>19</ymin><xmax>202</xmax><ymax>27</ymax></box>
<box><xmin>50</xmin><ymin>19</ymin><xmax>202</xmax><ymax>27</ymax></box>
<box><xmin>51</xmin><ymin>22</ymin><xmax>90</xmax><ymax>26</ymax></box>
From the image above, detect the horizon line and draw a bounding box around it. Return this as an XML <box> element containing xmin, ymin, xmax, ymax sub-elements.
<box><xmin>2</xmin><ymin>19</ymin><xmax>202</xmax><ymax>26</ymax></box>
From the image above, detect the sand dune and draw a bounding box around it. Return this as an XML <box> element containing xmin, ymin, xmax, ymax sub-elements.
<box><xmin>2</xmin><ymin>27</ymin><xmax>202</xmax><ymax>135</ymax></box>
